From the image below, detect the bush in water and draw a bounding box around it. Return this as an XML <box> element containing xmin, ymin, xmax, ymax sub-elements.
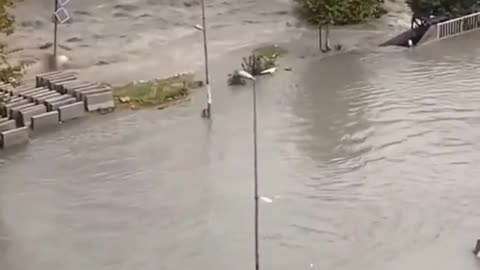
<box><xmin>295</xmin><ymin>0</ymin><xmax>386</xmax><ymax>25</ymax></box>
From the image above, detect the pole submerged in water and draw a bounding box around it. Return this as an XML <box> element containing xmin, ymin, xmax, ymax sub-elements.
<box><xmin>200</xmin><ymin>0</ymin><xmax>212</xmax><ymax>118</ymax></box>
<box><xmin>236</xmin><ymin>70</ymin><xmax>259</xmax><ymax>270</ymax></box>
<box><xmin>53</xmin><ymin>0</ymin><xmax>58</xmax><ymax>70</ymax></box>
<box><xmin>474</xmin><ymin>239</ymin><xmax>480</xmax><ymax>257</ymax></box>
<box><xmin>253</xmin><ymin>79</ymin><xmax>259</xmax><ymax>270</ymax></box>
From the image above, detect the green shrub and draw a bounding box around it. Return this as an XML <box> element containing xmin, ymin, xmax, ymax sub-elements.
<box><xmin>296</xmin><ymin>0</ymin><xmax>386</xmax><ymax>25</ymax></box>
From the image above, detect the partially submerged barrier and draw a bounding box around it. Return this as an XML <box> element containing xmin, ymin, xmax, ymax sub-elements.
<box><xmin>0</xmin><ymin>71</ymin><xmax>115</xmax><ymax>149</ymax></box>
<box><xmin>382</xmin><ymin>11</ymin><xmax>480</xmax><ymax>47</ymax></box>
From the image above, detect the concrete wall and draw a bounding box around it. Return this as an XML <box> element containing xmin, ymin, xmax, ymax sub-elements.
<box><xmin>31</xmin><ymin>111</ymin><xmax>59</xmax><ymax>131</ymax></box>
<box><xmin>1</xmin><ymin>127</ymin><xmax>29</xmax><ymax>149</ymax></box>
<box><xmin>19</xmin><ymin>105</ymin><xmax>47</xmax><ymax>127</ymax></box>
<box><xmin>85</xmin><ymin>92</ymin><xmax>115</xmax><ymax>112</ymax></box>
<box><xmin>58</xmin><ymin>102</ymin><xmax>86</xmax><ymax>122</ymax></box>
<box><xmin>418</xmin><ymin>25</ymin><xmax>438</xmax><ymax>46</ymax></box>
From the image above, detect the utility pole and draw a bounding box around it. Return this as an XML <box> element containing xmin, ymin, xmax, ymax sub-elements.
<box><xmin>200</xmin><ymin>0</ymin><xmax>212</xmax><ymax>118</ymax></box>
<box><xmin>53</xmin><ymin>0</ymin><xmax>59</xmax><ymax>69</ymax></box>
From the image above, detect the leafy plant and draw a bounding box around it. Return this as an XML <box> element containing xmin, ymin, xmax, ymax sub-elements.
<box><xmin>0</xmin><ymin>0</ymin><xmax>23</xmax><ymax>85</ymax></box>
<box><xmin>296</xmin><ymin>0</ymin><xmax>385</xmax><ymax>25</ymax></box>
<box><xmin>406</xmin><ymin>0</ymin><xmax>480</xmax><ymax>17</ymax></box>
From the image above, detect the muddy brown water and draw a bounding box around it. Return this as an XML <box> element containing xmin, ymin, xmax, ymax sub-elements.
<box><xmin>1</xmin><ymin>1</ymin><xmax>480</xmax><ymax>270</ymax></box>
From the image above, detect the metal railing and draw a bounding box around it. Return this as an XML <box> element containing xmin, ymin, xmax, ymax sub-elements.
<box><xmin>437</xmin><ymin>11</ymin><xmax>480</xmax><ymax>39</ymax></box>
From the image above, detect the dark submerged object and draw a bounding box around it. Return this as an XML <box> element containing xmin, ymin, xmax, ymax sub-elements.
<box><xmin>380</xmin><ymin>15</ymin><xmax>450</xmax><ymax>47</ymax></box>
<box><xmin>474</xmin><ymin>239</ymin><xmax>480</xmax><ymax>256</ymax></box>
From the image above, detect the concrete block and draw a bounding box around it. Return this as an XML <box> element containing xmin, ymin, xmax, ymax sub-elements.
<box><xmin>10</xmin><ymin>103</ymin><xmax>36</xmax><ymax>121</ymax></box>
<box><xmin>0</xmin><ymin>127</ymin><xmax>29</xmax><ymax>149</ymax></box>
<box><xmin>72</xmin><ymin>84</ymin><xmax>101</xmax><ymax>99</ymax></box>
<box><xmin>85</xmin><ymin>92</ymin><xmax>115</xmax><ymax>112</ymax></box>
<box><xmin>10</xmin><ymin>85</ymin><xmax>37</xmax><ymax>96</ymax></box>
<box><xmin>46</xmin><ymin>75</ymin><xmax>76</xmax><ymax>90</ymax></box>
<box><xmin>2</xmin><ymin>100</ymin><xmax>29</xmax><ymax>117</ymax></box>
<box><xmin>36</xmin><ymin>71</ymin><xmax>64</xmax><ymax>86</ymax></box>
<box><xmin>0</xmin><ymin>117</ymin><xmax>9</xmax><ymax>124</ymax></box>
<box><xmin>44</xmin><ymin>95</ymin><xmax>71</xmax><ymax>107</ymax></box>
<box><xmin>79</xmin><ymin>87</ymin><xmax>111</xmax><ymax>101</ymax></box>
<box><xmin>38</xmin><ymin>72</ymin><xmax>75</xmax><ymax>88</ymax></box>
<box><xmin>63</xmin><ymin>82</ymin><xmax>95</xmax><ymax>95</ymax></box>
<box><xmin>58</xmin><ymin>102</ymin><xmax>85</xmax><ymax>122</ymax></box>
<box><xmin>48</xmin><ymin>97</ymin><xmax>76</xmax><ymax>111</ymax></box>
<box><xmin>51</xmin><ymin>78</ymin><xmax>81</xmax><ymax>92</ymax></box>
<box><xmin>5</xmin><ymin>97</ymin><xmax>23</xmax><ymax>104</ymax></box>
<box><xmin>34</xmin><ymin>92</ymin><xmax>60</xmax><ymax>104</ymax></box>
<box><xmin>20</xmin><ymin>87</ymin><xmax>49</xmax><ymax>98</ymax></box>
<box><xmin>0</xmin><ymin>120</ymin><xmax>15</xmax><ymax>132</ymax></box>
<box><xmin>0</xmin><ymin>84</ymin><xmax>14</xmax><ymax>93</ymax></box>
<box><xmin>27</xmin><ymin>90</ymin><xmax>52</xmax><ymax>101</ymax></box>
<box><xmin>19</xmin><ymin>104</ymin><xmax>47</xmax><ymax>127</ymax></box>
<box><xmin>31</xmin><ymin>111</ymin><xmax>59</xmax><ymax>131</ymax></box>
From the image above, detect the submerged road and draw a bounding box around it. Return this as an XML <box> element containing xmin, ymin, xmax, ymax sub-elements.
<box><xmin>2</xmin><ymin>22</ymin><xmax>480</xmax><ymax>270</ymax></box>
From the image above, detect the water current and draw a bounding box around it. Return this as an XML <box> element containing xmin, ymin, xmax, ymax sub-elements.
<box><xmin>1</xmin><ymin>1</ymin><xmax>480</xmax><ymax>269</ymax></box>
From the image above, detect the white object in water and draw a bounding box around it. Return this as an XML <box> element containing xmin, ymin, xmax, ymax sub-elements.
<box><xmin>408</xmin><ymin>39</ymin><xmax>413</xmax><ymax>47</ymax></box>
<box><xmin>260</xmin><ymin>67</ymin><xmax>277</xmax><ymax>75</ymax></box>
<box><xmin>238</xmin><ymin>70</ymin><xmax>255</xmax><ymax>80</ymax></box>
<box><xmin>57</xmin><ymin>55</ymin><xmax>69</xmax><ymax>65</ymax></box>
<box><xmin>260</xmin><ymin>196</ymin><xmax>273</xmax><ymax>203</ymax></box>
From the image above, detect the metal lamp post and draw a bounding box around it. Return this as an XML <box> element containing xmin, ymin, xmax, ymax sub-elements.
<box><xmin>237</xmin><ymin>70</ymin><xmax>259</xmax><ymax>270</ymax></box>
<box><xmin>194</xmin><ymin>0</ymin><xmax>212</xmax><ymax>118</ymax></box>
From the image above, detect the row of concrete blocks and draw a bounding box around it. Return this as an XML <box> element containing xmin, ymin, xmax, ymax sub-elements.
<box><xmin>0</xmin><ymin>102</ymin><xmax>87</xmax><ymax>149</ymax></box>
<box><xmin>36</xmin><ymin>71</ymin><xmax>115</xmax><ymax>112</ymax></box>
<box><xmin>0</xmin><ymin>71</ymin><xmax>115</xmax><ymax>149</ymax></box>
<box><xmin>0</xmin><ymin>77</ymin><xmax>88</xmax><ymax>149</ymax></box>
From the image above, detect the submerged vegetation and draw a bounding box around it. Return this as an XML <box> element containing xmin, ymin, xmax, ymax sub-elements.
<box><xmin>113</xmin><ymin>73</ymin><xmax>203</xmax><ymax>109</ymax></box>
<box><xmin>406</xmin><ymin>0</ymin><xmax>480</xmax><ymax>16</ymax></box>
<box><xmin>228</xmin><ymin>44</ymin><xmax>287</xmax><ymax>85</ymax></box>
<box><xmin>295</xmin><ymin>0</ymin><xmax>386</xmax><ymax>25</ymax></box>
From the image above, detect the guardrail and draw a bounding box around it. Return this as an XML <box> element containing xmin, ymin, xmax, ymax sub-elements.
<box><xmin>437</xmin><ymin>11</ymin><xmax>480</xmax><ymax>40</ymax></box>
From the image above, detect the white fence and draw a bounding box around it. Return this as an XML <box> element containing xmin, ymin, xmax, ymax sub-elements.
<box><xmin>437</xmin><ymin>11</ymin><xmax>480</xmax><ymax>39</ymax></box>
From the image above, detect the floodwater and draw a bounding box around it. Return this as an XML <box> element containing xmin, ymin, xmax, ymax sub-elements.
<box><xmin>2</xmin><ymin>0</ymin><xmax>480</xmax><ymax>270</ymax></box>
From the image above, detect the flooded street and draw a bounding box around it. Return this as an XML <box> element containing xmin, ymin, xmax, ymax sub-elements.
<box><xmin>1</xmin><ymin>0</ymin><xmax>480</xmax><ymax>269</ymax></box>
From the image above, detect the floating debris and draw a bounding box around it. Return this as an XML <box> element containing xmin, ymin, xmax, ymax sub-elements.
<box><xmin>260</xmin><ymin>67</ymin><xmax>277</xmax><ymax>75</ymax></box>
<box><xmin>260</xmin><ymin>196</ymin><xmax>273</xmax><ymax>203</ymax></box>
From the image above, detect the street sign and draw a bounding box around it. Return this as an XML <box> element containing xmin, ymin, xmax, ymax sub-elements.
<box><xmin>55</xmin><ymin>7</ymin><xmax>70</xmax><ymax>24</ymax></box>
<box><xmin>57</xmin><ymin>0</ymin><xmax>71</xmax><ymax>6</ymax></box>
